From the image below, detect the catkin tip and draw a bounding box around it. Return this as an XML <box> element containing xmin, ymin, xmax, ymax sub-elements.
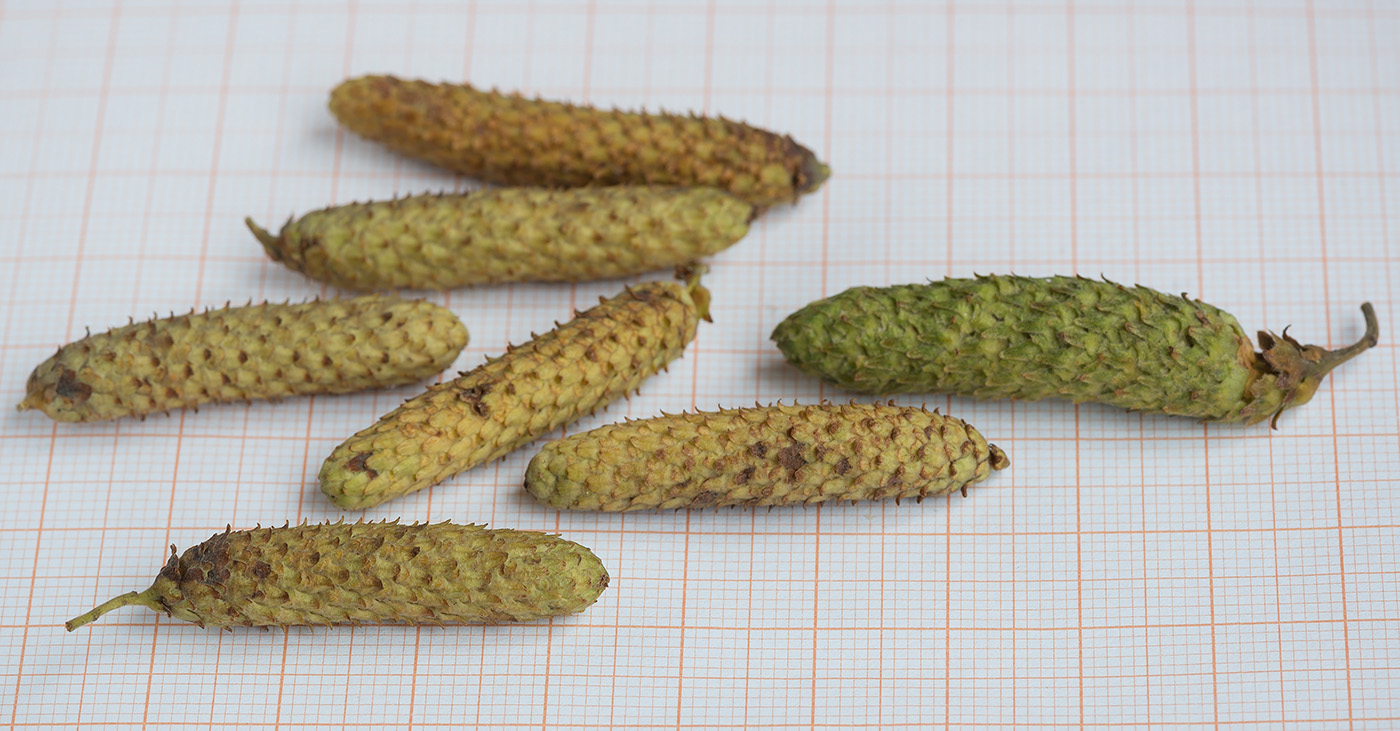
<box><xmin>245</xmin><ymin>218</ymin><xmax>283</xmax><ymax>258</ymax></box>
<box><xmin>988</xmin><ymin>445</ymin><xmax>1010</xmax><ymax>471</ymax></box>
<box><xmin>16</xmin><ymin>389</ymin><xmax>48</xmax><ymax>415</ymax></box>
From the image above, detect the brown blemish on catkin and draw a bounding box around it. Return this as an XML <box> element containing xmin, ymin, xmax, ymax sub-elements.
<box><xmin>457</xmin><ymin>381</ymin><xmax>494</xmax><ymax>417</ymax></box>
<box><xmin>775</xmin><ymin>443</ymin><xmax>806</xmax><ymax>474</ymax></box>
<box><xmin>346</xmin><ymin>453</ymin><xmax>379</xmax><ymax>481</ymax></box>
<box><xmin>182</xmin><ymin>531</ymin><xmax>233</xmax><ymax>585</ymax></box>
<box><xmin>54</xmin><ymin>367</ymin><xmax>93</xmax><ymax>403</ymax></box>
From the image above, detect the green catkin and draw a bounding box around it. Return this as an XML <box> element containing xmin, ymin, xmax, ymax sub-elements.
<box><xmin>771</xmin><ymin>275</ymin><xmax>1378</xmax><ymax>426</ymax></box>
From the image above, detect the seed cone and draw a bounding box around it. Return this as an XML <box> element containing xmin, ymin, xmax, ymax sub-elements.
<box><xmin>525</xmin><ymin>402</ymin><xmax>1008</xmax><ymax>511</ymax></box>
<box><xmin>328</xmin><ymin>75</ymin><xmax>830</xmax><ymax>209</ymax></box>
<box><xmin>64</xmin><ymin>521</ymin><xmax>609</xmax><ymax>630</ymax></box>
<box><xmin>19</xmin><ymin>296</ymin><xmax>469</xmax><ymax>423</ymax></box>
<box><xmin>248</xmin><ymin>186</ymin><xmax>753</xmax><ymax>291</ymax></box>
<box><xmin>772</xmin><ymin>275</ymin><xmax>1379</xmax><ymax>426</ymax></box>
<box><xmin>321</xmin><ymin>273</ymin><xmax>708</xmax><ymax>509</ymax></box>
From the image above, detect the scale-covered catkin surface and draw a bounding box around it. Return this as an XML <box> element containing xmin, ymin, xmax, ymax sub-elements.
<box><xmin>18</xmin><ymin>296</ymin><xmax>469</xmax><ymax>423</ymax></box>
<box><xmin>320</xmin><ymin>276</ymin><xmax>707</xmax><ymax>510</ymax></box>
<box><xmin>248</xmin><ymin>186</ymin><xmax>753</xmax><ymax>291</ymax></box>
<box><xmin>772</xmin><ymin>275</ymin><xmax>1378</xmax><ymax>425</ymax></box>
<box><xmin>328</xmin><ymin>75</ymin><xmax>830</xmax><ymax>209</ymax></box>
<box><xmin>64</xmin><ymin>521</ymin><xmax>610</xmax><ymax>630</ymax></box>
<box><xmin>524</xmin><ymin>402</ymin><xmax>1009</xmax><ymax>511</ymax></box>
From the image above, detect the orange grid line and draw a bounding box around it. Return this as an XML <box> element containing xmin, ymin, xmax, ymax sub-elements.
<box><xmin>7</xmin><ymin>84</ymin><xmax>1400</xmax><ymax>101</ymax></box>
<box><xmin>1367</xmin><ymin>8</ymin><xmax>1400</xmax><ymax>723</ymax></box>
<box><xmin>1064</xmin><ymin>3</ymin><xmax>1089</xmax><ymax>727</ymax></box>
<box><xmin>944</xmin><ymin>5</ymin><xmax>959</xmax><ymax>726</ymax></box>
<box><xmin>14</xmin><ymin>565</ymin><xmax>1400</xmax><ymax>587</ymax></box>
<box><xmin>1183</xmin><ymin>4</ymin><xmax>1223</xmax><ymax>729</ymax></box>
<box><xmin>0</xmin><ymin>1</ymin><xmax>1399</xmax><ymax>19</ymax></box>
<box><xmin>2</xmin><ymin>521</ymin><xmax>1400</xmax><ymax>554</ymax></box>
<box><xmin>6</xmin><ymin>721</ymin><xmax>1400</xmax><ymax>729</ymax></box>
<box><xmin>1305</xmin><ymin>3</ymin><xmax>1359</xmax><ymax>728</ymax></box>
<box><xmin>25</xmin><ymin>615</ymin><xmax>1400</xmax><ymax>634</ymax></box>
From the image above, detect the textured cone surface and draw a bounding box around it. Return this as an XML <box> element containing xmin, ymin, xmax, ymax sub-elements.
<box><xmin>525</xmin><ymin>402</ymin><xmax>1009</xmax><ymax>511</ymax></box>
<box><xmin>252</xmin><ymin>186</ymin><xmax>753</xmax><ymax>291</ymax></box>
<box><xmin>328</xmin><ymin>75</ymin><xmax>830</xmax><ymax>209</ymax></box>
<box><xmin>66</xmin><ymin>521</ymin><xmax>609</xmax><ymax>629</ymax></box>
<box><xmin>20</xmin><ymin>296</ymin><xmax>469</xmax><ymax>423</ymax></box>
<box><xmin>321</xmin><ymin>280</ymin><xmax>702</xmax><ymax>509</ymax></box>
<box><xmin>772</xmin><ymin>275</ymin><xmax>1373</xmax><ymax>425</ymax></box>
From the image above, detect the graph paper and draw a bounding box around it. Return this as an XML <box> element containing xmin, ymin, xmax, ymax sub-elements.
<box><xmin>2</xmin><ymin>0</ymin><xmax>1398</xmax><ymax>727</ymax></box>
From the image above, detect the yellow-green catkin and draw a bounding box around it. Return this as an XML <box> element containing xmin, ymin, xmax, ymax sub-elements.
<box><xmin>320</xmin><ymin>274</ymin><xmax>709</xmax><ymax>510</ymax></box>
<box><xmin>328</xmin><ymin>75</ymin><xmax>830</xmax><ymax>209</ymax></box>
<box><xmin>525</xmin><ymin>402</ymin><xmax>1008</xmax><ymax>511</ymax></box>
<box><xmin>19</xmin><ymin>296</ymin><xmax>468</xmax><ymax>423</ymax></box>
<box><xmin>248</xmin><ymin>186</ymin><xmax>753</xmax><ymax>291</ymax></box>
<box><xmin>64</xmin><ymin>521</ymin><xmax>609</xmax><ymax>630</ymax></box>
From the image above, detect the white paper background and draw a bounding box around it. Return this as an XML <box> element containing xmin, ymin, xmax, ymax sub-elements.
<box><xmin>2</xmin><ymin>0</ymin><xmax>1398</xmax><ymax>728</ymax></box>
